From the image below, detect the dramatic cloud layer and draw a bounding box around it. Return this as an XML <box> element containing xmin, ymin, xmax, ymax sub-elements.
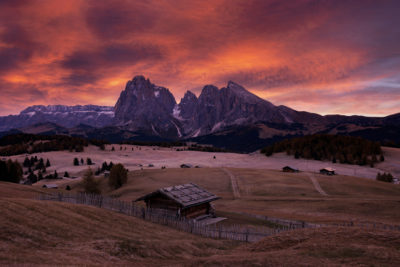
<box><xmin>0</xmin><ymin>0</ymin><xmax>399</xmax><ymax>116</ymax></box>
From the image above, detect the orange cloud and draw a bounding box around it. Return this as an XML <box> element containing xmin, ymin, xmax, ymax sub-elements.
<box><xmin>0</xmin><ymin>0</ymin><xmax>399</xmax><ymax>116</ymax></box>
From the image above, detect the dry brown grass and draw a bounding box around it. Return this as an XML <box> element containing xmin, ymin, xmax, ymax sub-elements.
<box><xmin>83</xmin><ymin>167</ymin><xmax>400</xmax><ymax>225</ymax></box>
<box><xmin>0</xmin><ymin>197</ymin><xmax>238</xmax><ymax>266</ymax></box>
<box><xmin>1</xmin><ymin>182</ymin><xmax>400</xmax><ymax>266</ymax></box>
<box><xmin>199</xmin><ymin>227</ymin><xmax>400</xmax><ymax>266</ymax></box>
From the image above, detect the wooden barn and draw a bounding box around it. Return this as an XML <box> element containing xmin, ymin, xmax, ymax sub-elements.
<box><xmin>282</xmin><ymin>166</ymin><xmax>299</xmax><ymax>173</ymax></box>
<box><xmin>135</xmin><ymin>183</ymin><xmax>220</xmax><ymax>219</ymax></box>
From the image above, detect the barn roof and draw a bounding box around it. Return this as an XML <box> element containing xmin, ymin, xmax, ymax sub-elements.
<box><xmin>42</xmin><ymin>184</ymin><xmax>58</xmax><ymax>189</ymax></box>
<box><xmin>135</xmin><ymin>183</ymin><xmax>220</xmax><ymax>208</ymax></box>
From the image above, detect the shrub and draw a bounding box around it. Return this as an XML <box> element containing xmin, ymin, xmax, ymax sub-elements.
<box><xmin>87</xmin><ymin>158</ymin><xmax>93</xmax><ymax>165</ymax></box>
<box><xmin>376</xmin><ymin>172</ymin><xmax>394</xmax><ymax>183</ymax></box>
<box><xmin>64</xmin><ymin>171</ymin><xmax>69</xmax><ymax>178</ymax></box>
<box><xmin>73</xmin><ymin>158</ymin><xmax>79</xmax><ymax>166</ymax></box>
<box><xmin>108</xmin><ymin>163</ymin><xmax>128</xmax><ymax>189</ymax></box>
<box><xmin>46</xmin><ymin>159</ymin><xmax>51</xmax><ymax>167</ymax></box>
<box><xmin>65</xmin><ymin>185</ymin><xmax>71</xmax><ymax>191</ymax></box>
<box><xmin>82</xmin><ymin>168</ymin><xmax>100</xmax><ymax>194</ymax></box>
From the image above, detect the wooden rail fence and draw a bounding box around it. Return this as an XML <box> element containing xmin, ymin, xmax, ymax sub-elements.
<box><xmin>38</xmin><ymin>193</ymin><xmax>400</xmax><ymax>242</ymax></box>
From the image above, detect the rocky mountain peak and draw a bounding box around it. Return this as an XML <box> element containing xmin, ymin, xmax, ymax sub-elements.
<box><xmin>177</xmin><ymin>91</ymin><xmax>198</xmax><ymax>121</ymax></box>
<box><xmin>114</xmin><ymin>75</ymin><xmax>178</xmax><ymax>138</ymax></box>
<box><xmin>182</xmin><ymin>90</ymin><xmax>197</xmax><ymax>101</ymax></box>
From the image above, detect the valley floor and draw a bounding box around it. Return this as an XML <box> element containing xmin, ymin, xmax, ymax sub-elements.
<box><xmin>6</xmin><ymin>145</ymin><xmax>400</xmax><ymax>182</ymax></box>
<box><xmin>1</xmin><ymin>145</ymin><xmax>400</xmax><ymax>265</ymax></box>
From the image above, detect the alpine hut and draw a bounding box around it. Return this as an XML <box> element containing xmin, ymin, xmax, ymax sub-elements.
<box><xmin>134</xmin><ymin>183</ymin><xmax>220</xmax><ymax>219</ymax></box>
<box><xmin>320</xmin><ymin>167</ymin><xmax>335</xmax><ymax>175</ymax></box>
<box><xmin>282</xmin><ymin>166</ymin><xmax>299</xmax><ymax>173</ymax></box>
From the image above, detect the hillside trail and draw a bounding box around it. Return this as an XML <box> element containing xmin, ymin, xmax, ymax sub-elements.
<box><xmin>308</xmin><ymin>173</ymin><xmax>329</xmax><ymax>196</ymax></box>
<box><xmin>221</xmin><ymin>168</ymin><xmax>241</xmax><ymax>199</ymax></box>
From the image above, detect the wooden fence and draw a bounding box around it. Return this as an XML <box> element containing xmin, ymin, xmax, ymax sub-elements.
<box><xmin>38</xmin><ymin>192</ymin><xmax>294</xmax><ymax>242</ymax></box>
<box><xmin>38</xmin><ymin>193</ymin><xmax>400</xmax><ymax>242</ymax></box>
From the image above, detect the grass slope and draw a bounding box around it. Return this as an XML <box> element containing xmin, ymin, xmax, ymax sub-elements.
<box><xmin>1</xmin><ymin>182</ymin><xmax>400</xmax><ymax>266</ymax></box>
<box><xmin>62</xmin><ymin>167</ymin><xmax>400</xmax><ymax>226</ymax></box>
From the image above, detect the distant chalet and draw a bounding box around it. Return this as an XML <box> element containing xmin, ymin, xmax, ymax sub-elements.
<box><xmin>135</xmin><ymin>183</ymin><xmax>220</xmax><ymax>219</ymax></box>
<box><xmin>320</xmin><ymin>167</ymin><xmax>335</xmax><ymax>175</ymax></box>
<box><xmin>282</xmin><ymin>166</ymin><xmax>299</xmax><ymax>173</ymax></box>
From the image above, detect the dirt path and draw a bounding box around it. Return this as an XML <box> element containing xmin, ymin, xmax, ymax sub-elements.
<box><xmin>222</xmin><ymin>168</ymin><xmax>241</xmax><ymax>199</ymax></box>
<box><xmin>308</xmin><ymin>173</ymin><xmax>328</xmax><ymax>196</ymax></box>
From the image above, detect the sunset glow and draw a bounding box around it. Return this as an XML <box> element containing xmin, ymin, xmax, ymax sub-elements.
<box><xmin>0</xmin><ymin>0</ymin><xmax>399</xmax><ymax>116</ymax></box>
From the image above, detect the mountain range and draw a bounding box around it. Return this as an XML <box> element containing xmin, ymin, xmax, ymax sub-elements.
<box><xmin>0</xmin><ymin>75</ymin><xmax>399</xmax><ymax>152</ymax></box>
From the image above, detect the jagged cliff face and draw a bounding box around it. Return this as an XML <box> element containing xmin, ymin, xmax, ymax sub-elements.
<box><xmin>1</xmin><ymin>75</ymin><xmax>399</xmax><ymax>144</ymax></box>
<box><xmin>174</xmin><ymin>81</ymin><xmax>289</xmax><ymax>137</ymax></box>
<box><xmin>113</xmin><ymin>76</ymin><xmax>180</xmax><ymax>138</ymax></box>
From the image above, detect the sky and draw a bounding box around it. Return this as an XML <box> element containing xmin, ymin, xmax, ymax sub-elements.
<box><xmin>0</xmin><ymin>0</ymin><xmax>399</xmax><ymax>116</ymax></box>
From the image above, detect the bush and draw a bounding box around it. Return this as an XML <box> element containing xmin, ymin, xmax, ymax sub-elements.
<box><xmin>86</xmin><ymin>158</ymin><xmax>93</xmax><ymax>165</ymax></box>
<box><xmin>376</xmin><ymin>172</ymin><xmax>394</xmax><ymax>183</ymax></box>
<box><xmin>108</xmin><ymin>163</ymin><xmax>128</xmax><ymax>189</ymax></box>
<box><xmin>64</xmin><ymin>171</ymin><xmax>69</xmax><ymax>178</ymax></box>
<box><xmin>82</xmin><ymin>168</ymin><xmax>100</xmax><ymax>194</ymax></box>
<box><xmin>73</xmin><ymin>158</ymin><xmax>79</xmax><ymax>166</ymax></box>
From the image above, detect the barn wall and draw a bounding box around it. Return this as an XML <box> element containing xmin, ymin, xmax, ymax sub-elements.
<box><xmin>182</xmin><ymin>203</ymin><xmax>210</xmax><ymax>219</ymax></box>
<box><xmin>147</xmin><ymin>195</ymin><xmax>180</xmax><ymax>211</ymax></box>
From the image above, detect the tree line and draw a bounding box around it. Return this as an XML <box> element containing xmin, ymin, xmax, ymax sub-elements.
<box><xmin>0</xmin><ymin>159</ymin><xmax>22</xmax><ymax>183</ymax></box>
<box><xmin>0</xmin><ymin>134</ymin><xmax>110</xmax><ymax>156</ymax></box>
<box><xmin>261</xmin><ymin>134</ymin><xmax>383</xmax><ymax>166</ymax></box>
<box><xmin>121</xmin><ymin>140</ymin><xmax>186</xmax><ymax>147</ymax></box>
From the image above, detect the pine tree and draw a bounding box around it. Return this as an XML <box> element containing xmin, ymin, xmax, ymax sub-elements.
<box><xmin>23</xmin><ymin>157</ymin><xmax>30</xmax><ymax>167</ymax></box>
<box><xmin>46</xmin><ymin>159</ymin><xmax>51</xmax><ymax>167</ymax></box>
<box><xmin>86</xmin><ymin>158</ymin><xmax>93</xmax><ymax>165</ymax></box>
<box><xmin>73</xmin><ymin>158</ymin><xmax>79</xmax><ymax>166</ymax></box>
<box><xmin>54</xmin><ymin>170</ymin><xmax>58</xmax><ymax>179</ymax></box>
<box><xmin>64</xmin><ymin>171</ymin><xmax>69</xmax><ymax>178</ymax></box>
<box><xmin>38</xmin><ymin>171</ymin><xmax>43</xmax><ymax>181</ymax></box>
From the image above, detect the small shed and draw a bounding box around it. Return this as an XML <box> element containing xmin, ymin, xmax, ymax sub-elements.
<box><xmin>180</xmin><ymin>164</ymin><xmax>192</xmax><ymax>168</ymax></box>
<box><xmin>42</xmin><ymin>184</ymin><xmax>58</xmax><ymax>189</ymax></box>
<box><xmin>135</xmin><ymin>183</ymin><xmax>220</xmax><ymax>219</ymax></box>
<box><xmin>282</xmin><ymin>166</ymin><xmax>299</xmax><ymax>173</ymax></box>
<box><xmin>320</xmin><ymin>167</ymin><xmax>335</xmax><ymax>175</ymax></box>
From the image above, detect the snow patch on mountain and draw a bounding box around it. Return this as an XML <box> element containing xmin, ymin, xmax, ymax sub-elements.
<box><xmin>172</xmin><ymin>105</ymin><xmax>183</xmax><ymax>120</ymax></box>
<box><xmin>171</xmin><ymin>120</ymin><xmax>182</xmax><ymax>137</ymax></box>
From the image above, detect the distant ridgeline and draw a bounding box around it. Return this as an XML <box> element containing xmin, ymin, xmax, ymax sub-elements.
<box><xmin>121</xmin><ymin>140</ymin><xmax>186</xmax><ymax>147</ymax></box>
<box><xmin>261</xmin><ymin>134</ymin><xmax>383</xmax><ymax>166</ymax></box>
<box><xmin>0</xmin><ymin>134</ymin><xmax>108</xmax><ymax>156</ymax></box>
